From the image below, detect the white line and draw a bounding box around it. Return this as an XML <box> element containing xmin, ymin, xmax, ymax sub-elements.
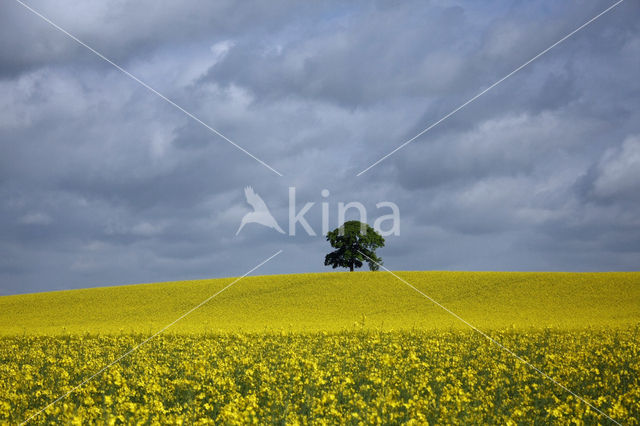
<box><xmin>356</xmin><ymin>0</ymin><xmax>626</xmax><ymax>176</ymax></box>
<box><xmin>20</xmin><ymin>249</ymin><xmax>283</xmax><ymax>425</ymax></box>
<box><xmin>357</xmin><ymin>251</ymin><xmax>621</xmax><ymax>425</ymax></box>
<box><xmin>13</xmin><ymin>0</ymin><xmax>283</xmax><ymax>177</ymax></box>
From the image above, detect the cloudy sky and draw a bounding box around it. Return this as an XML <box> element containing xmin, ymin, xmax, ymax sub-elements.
<box><xmin>1</xmin><ymin>0</ymin><xmax>639</xmax><ymax>295</ymax></box>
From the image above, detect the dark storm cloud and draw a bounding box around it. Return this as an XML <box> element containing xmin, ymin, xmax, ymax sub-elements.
<box><xmin>1</xmin><ymin>0</ymin><xmax>639</xmax><ymax>295</ymax></box>
<box><xmin>0</xmin><ymin>0</ymin><xmax>305</xmax><ymax>77</ymax></box>
<box><xmin>204</xmin><ymin>3</ymin><xmax>476</xmax><ymax>107</ymax></box>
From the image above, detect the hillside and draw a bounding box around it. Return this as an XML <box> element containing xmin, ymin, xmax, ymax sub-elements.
<box><xmin>1</xmin><ymin>271</ymin><xmax>639</xmax><ymax>335</ymax></box>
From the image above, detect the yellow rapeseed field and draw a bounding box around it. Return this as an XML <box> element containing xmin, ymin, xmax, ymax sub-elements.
<box><xmin>1</xmin><ymin>271</ymin><xmax>639</xmax><ymax>423</ymax></box>
<box><xmin>0</xmin><ymin>271</ymin><xmax>638</xmax><ymax>334</ymax></box>
<box><xmin>1</xmin><ymin>330</ymin><xmax>639</xmax><ymax>424</ymax></box>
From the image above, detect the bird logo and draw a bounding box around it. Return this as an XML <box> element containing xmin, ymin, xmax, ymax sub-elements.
<box><xmin>236</xmin><ymin>186</ymin><xmax>285</xmax><ymax>235</ymax></box>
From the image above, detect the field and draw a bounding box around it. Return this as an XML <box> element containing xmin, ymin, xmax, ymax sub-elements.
<box><xmin>1</xmin><ymin>271</ymin><xmax>639</xmax><ymax>423</ymax></box>
<box><xmin>1</xmin><ymin>271</ymin><xmax>639</xmax><ymax>334</ymax></box>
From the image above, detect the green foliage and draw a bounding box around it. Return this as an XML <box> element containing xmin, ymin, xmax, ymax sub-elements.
<box><xmin>324</xmin><ymin>221</ymin><xmax>385</xmax><ymax>271</ymax></box>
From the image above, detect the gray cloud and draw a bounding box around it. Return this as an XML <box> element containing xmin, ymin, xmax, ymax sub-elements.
<box><xmin>1</xmin><ymin>0</ymin><xmax>639</xmax><ymax>295</ymax></box>
<box><xmin>584</xmin><ymin>135</ymin><xmax>640</xmax><ymax>203</ymax></box>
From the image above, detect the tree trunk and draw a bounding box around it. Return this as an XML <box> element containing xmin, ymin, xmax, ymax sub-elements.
<box><xmin>349</xmin><ymin>263</ymin><xmax>354</xmax><ymax>272</ymax></box>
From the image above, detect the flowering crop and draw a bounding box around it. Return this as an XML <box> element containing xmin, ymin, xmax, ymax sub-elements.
<box><xmin>1</xmin><ymin>328</ymin><xmax>638</xmax><ymax>424</ymax></box>
<box><xmin>1</xmin><ymin>271</ymin><xmax>638</xmax><ymax>335</ymax></box>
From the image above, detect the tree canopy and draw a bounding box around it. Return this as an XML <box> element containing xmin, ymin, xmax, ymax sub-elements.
<box><xmin>324</xmin><ymin>221</ymin><xmax>385</xmax><ymax>272</ymax></box>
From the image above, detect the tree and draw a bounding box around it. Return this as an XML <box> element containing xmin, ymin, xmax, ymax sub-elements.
<box><xmin>324</xmin><ymin>221</ymin><xmax>385</xmax><ymax>272</ymax></box>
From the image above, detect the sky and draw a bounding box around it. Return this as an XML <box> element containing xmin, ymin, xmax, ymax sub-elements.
<box><xmin>1</xmin><ymin>0</ymin><xmax>639</xmax><ymax>295</ymax></box>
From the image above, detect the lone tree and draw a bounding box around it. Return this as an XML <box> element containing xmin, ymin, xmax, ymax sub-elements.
<box><xmin>324</xmin><ymin>220</ymin><xmax>385</xmax><ymax>272</ymax></box>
